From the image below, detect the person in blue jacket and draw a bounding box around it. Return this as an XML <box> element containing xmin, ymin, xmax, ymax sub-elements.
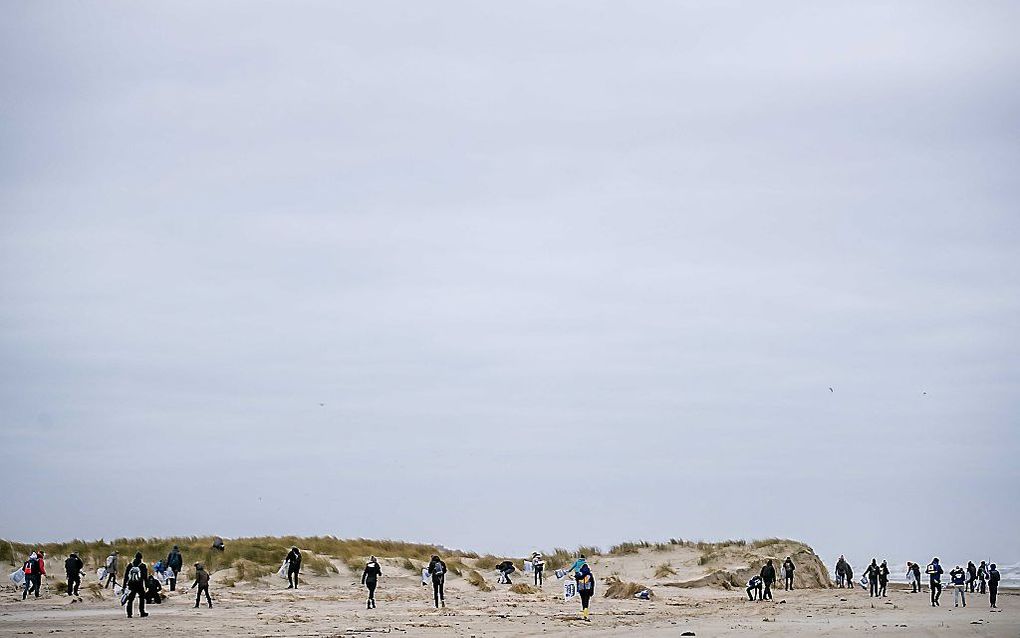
<box><xmin>927</xmin><ymin>558</ymin><xmax>944</xmax><ymax>607</ymax></box>
<box><xmin>572</xmin><ymin>556</ymin><xmax>595</xmax><ymax>621</ymax></box>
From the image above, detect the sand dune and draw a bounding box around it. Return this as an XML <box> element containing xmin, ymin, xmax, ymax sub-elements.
<box><xmin>2</xmin><ymin>537</ymin><xmax>1015</xmax><ymax>637</ymax></box>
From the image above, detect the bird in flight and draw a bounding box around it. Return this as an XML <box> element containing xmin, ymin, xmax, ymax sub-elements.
<box><xmin>319</xmin><ymin>403</ymin><xmax>325</xmax><ymax>407</ymax></box>
<box><xmin>828</xmin><ymin>387</ymin><xmax>834</xmax><ymax>393</ymax></box>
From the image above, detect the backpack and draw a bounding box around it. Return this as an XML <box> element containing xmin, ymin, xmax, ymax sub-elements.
<box><xmin>107</xmin><ymin>555</ymin><xmax>116</xmax><ymax>568</ymax></box>
<box><xmin>432</xmin><ymin>561</ymin><xmax>445</xmax><ymax>576</ymax></box>
<box><xmin>23</xmin><ymin>560</ymin><xmax>33</xmax><ymax>575</ymax></box>
<box><xmin>128</xmin><ymin>565</ymin><xmax>143</xmax><ymax>585</ymax></box>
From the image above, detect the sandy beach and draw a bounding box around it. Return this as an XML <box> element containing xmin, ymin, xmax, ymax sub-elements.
<box><xmin>2</xmin><ymin>543</ymin><xmax>1015</xmax><ymax>637</ymax></box>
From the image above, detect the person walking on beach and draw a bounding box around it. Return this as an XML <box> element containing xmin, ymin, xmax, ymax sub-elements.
<box><xmin>531</xmin><ymin>552</ymin><xmax>545</xmax><ymax>587</ymax></box>
<box><xmin>878</xmin><ymin>560</ymin><xmax>890</xmax><ymax>597</ymax></box>
<box><xmin>907</xmin><ymin>562</ymin><xmax>922</xmax><ymax>593</ymax></box>
<box><xmin>864</xmin><ymin>559</ymin><xmax>880</xmax><ymax>598</ymax></box>
<box><xmin>760</xmin><ymin>559</ymin><xmax>777</xmax><ymax>601</ymax></box>
<box><xmin>64</xmin><ymin>552</ymin><xmax>84</xmax><ymax>598</ymax></box>
<box><xmin>285</xmin><ymin>547</ymin><xmax>302</xmax><ymax>589</ymax></box>
<box><xmin>191</xmin><ymin>562</ymin><xmax>213</xmax><ymax>608</ymax></box>
<box><xmin>21</xmin><ymin>552</ymin><xmax>40</xmax><ymax>600</ymax></box>
<box><xmin>572</xmin><ymin>555</ymin><xmax>595</xmax><ymax>621</ymax></box>
<box><xmin>978</xmin><ymin>561</ymin><xmax>989</xmax><ymax>594</ymax></box>
<box><xmin>123</xmin><ymin>552</ymin><xmax>149</xmax><ymax>618</ymax></box>
<box><xmin>747</xmin><ymin>575</ymin><xmax>763</xmax><ymax>601</ymax></box>
<box><xmin>927</xmin><ymin>558</ymin><xmax>944</xmax><ymax>607</ymax></box>
<box><xmin>835</xmin><ymin>556</ymin><xmax>847</xmax><ymax>587</ymax></box>
<box><xmin>104</xmin><ymin>551</ymin><xmax>119</xmax><ymax>589</ymax></box>
<box><xmin>950</xmin><ymin>565</ymin><xmax>967</xmax><ymax>607</ymax></box>
<box><xmin>988</xmin><ymin>563</ymin><xmax>1000</xmax><ymax>609</ymax></box>
<box><xmin>362</xmin><ymin>556</ymin><xmax>382</xmax><ymax>609</ymax></box>
<box><xmin>165</xmin><ymin>545</ymin><xmax>183</xmax><ymax>591</ymax></box>
<box><xmin>428</xmin><ymin>555</ymin><xmax>447</xmax><ymax>609</ymax></box>
<box><xmin>967</xmin><ymin>561</ymin><xmax>978</xmax><ymax>593</ymax></box>
<box><xmin>844</xmin><ymin>561</ymin><xmax>855</xmax><ymax>589</ymax></box>
<box><xmin>783</xmin><ymin>557</ymin><xmax>796</xmax><ymax>590</ymax></box>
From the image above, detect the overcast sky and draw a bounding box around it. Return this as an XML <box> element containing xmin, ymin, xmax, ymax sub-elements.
<box><xmin>1</xmin><ymin>2</ymin><xmax>1018</xmax><ymax>572</ymax></box>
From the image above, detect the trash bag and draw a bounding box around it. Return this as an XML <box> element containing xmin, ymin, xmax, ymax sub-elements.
<box><xmin>563</xmin><ymin>580</ymin><xmax>577</xmax><ymax>600</ymax></box>
<box><xmin>97</xmin><ymin>567</ymin><xmax>107</xmax><ymax>581</ymax></box>
<box><xmin>9</xmin><ymin>569</ymin><xmax>25</xmax><ymax>586</ymax></box>
<box><xmin>555</xmin><ymin>568</ymin><xmax>567</xmax><ymax>580</ymax></box>
<box><xmin>277</xmin><ymin>561</ymin><xmax>289</xmax><ymax>579</ymax></box>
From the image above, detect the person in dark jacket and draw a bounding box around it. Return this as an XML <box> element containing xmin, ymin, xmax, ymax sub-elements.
<box><xmin>845</xmin><ymin>562</ymin><xmax>855</xmax><ymax>589</ymax></box>
<box><xmin>573</xmin><ymin>556</ymin><xmax>595</xmax><ymax>620</ymax></box>
<box><xmin>285</xmin><ymin>547</ymin><xmax>302</xmax><ymax>589</ymax></box>
<box><xmin>123</xmin><ymin>552</ymin><xmax>149</xmax><ymax>618</ymax></box>
<box><xmin>907</xmin><ymin>562</ymin><xmax>922</xmax><ymax>593</ymax></box>
<box><xmin>64</xmin><ymin>552</ymin><xmax>84</xmax><ymax>597</ymax></box>
<box><xmin>878</xmin><ymin>560</ymin><xmax>890</xmax><ymax>597</ymax></box>
<box><xmin>863</xmin><ymin>559</ymin><xmax>880</xmax><ymax>597</ymax></box>
<box><xmin>165</xmin><ymin>545</ymin><xmax>183</xmax><ymax>591</ymax></box>
<box><xmin>988</xmin><ymin>563</ymin><xmax>1000</xmax><ymax>609</ymax></box>
<box><xmin>967</xmin><ymin>561</ymin><xmax>978</xmax><ymax>593</ymax></box>
<box><xmin>927</xmin><ymin>558</ymin><xmax>944</xmax><ymax>607</ymax></box>
<box><xmin>760</xmin><ymin>560</ymin><xmax>777</xmax><ymax>601</ymax></box>
<box><xmin>782</xmin><ymin>557</ymin><xmax>796</xmax><ymax>591</ymax></box>
<box><xmin>978</xmin><ymin>561</ymin><xmax>989</xmax><ymax>594</ymax></box>
<box><xmin>191</xmin><ymin>562</ymin><xmax>212</xmax><ymax>608</ymax></box>
<box><xmin>835</xmin><ymin>556</ymin><xmax>847</xmax><ymax>588</ymax></box>
<box><xmin>144</xmin><ymin>573</ymin><xmax>163</xmax><ymax>604</ymax></box>
<box><xmin>746</xmin><ymin>575</ymin><xmax>763</xmax><ymax>601</ymax></box>
<box><xmin>428</xmin><ymin>555</ymin><xmax>447</xmax><ymax>609</ymax></box>
<box><xmin>21</xmin><ymin>552</ymin><xmax>40</xmax><ymax>600</ymax></box>
<box><xmin>950</xmin><ymin>565</ymin><xmax>967</xmax><ymax>607</ymax></box>
<box><xmin>362</xmin><ymin>556</ymin><xmax>382</xmax><ymax>609</ymax></box>
<box><xmin>496</xmin><ymin>560</ymin><xmax>516</xmax><ymax>585</ymax></box>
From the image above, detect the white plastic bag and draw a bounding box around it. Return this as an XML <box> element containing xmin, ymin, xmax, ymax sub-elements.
<box><xmin>9</xmin><ymin>569</ymin><xmax>25</xmax><ymax>586</ymax></box>
<box><xmin>563</xmin><ymin>581</ymin><xmax>576</xmax><ymax>600</ymax></box>
<box><xmin>277</xmin><ymin>561</ymin><xmax>288</xmax><ymax>579</ymax></box>
<box><xmin>421</xmin><ymin>568</ymin><xmax>429</xmax><ymax>585</ymax></box>
<box><xmin>97</xmin><ymin>567</ymin><xmax>107</xmax><ymax>581</ymax></box>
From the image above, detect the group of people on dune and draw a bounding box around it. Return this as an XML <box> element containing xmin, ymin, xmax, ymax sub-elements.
<box><xmin>14</xmin><ymin>546</ymin><xmax>599</xmax><ymax>621</ymax></box>
<box><xmin>15</xmin><ymin>545</ymin><xmax>1005</xmax><ymax>621</ymax></box>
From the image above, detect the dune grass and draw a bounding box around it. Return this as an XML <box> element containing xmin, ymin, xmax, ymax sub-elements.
<box><xmin>232</xmin><ymin>558</ymin><xmax>272</xmax><ymax>584</ymax></box>
<box><xmin>509</xmin><ymin>583</ymin><xmax>537</xmax><ymax>594</ymax></box>
<box><xmin>608</xmin><ymin>541</ymin><xmax>650</xmax><ymax>555</ymax></box>
<box><xmin>604</xmin><ymin>575</ymin><xmax>652</xmax><ymax>599</ymax></box>
<box><xmin>465</xmin><ymin>570</ymin><xmax>494</xmax><ymax>592</ymax></box>
<box><xmin>654</xmin><ymin>563</ymin><xmax>677</xmax><ymax>578</ymax></box>
<box><xmin>473</xmin><ymin>554</ymin><xmax>503</xmax><ymax>571</ymax></box>
<box><xmin>0</xmin><ymin>536</ymin><xmax>458</xmax><ymax>575</ymax></box>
